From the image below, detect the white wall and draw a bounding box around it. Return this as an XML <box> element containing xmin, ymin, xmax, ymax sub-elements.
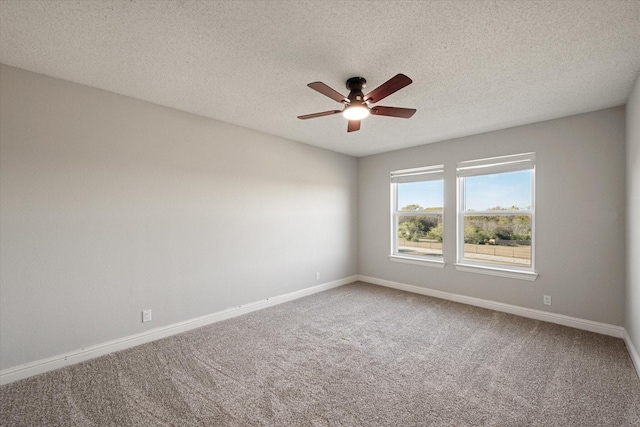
<box><xmin>358</xmin><ymin>108</ymin><xmax>626</xmax><ymax>326</ymax></box>
<box><xmin>626</xmin><ymin>73</ymin><xmax>640</xmax><ymax>357</ymax></box>
<box><xmin>0</xmin><ymin>65</ymin><xmax>358</xmax><ymax>370</ymax></box>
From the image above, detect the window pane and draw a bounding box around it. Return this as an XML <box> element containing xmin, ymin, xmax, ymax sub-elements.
<box><xmin>397</xmin><ymin>214</ymin><xmax>443</xmax><ymax>258</ymax></box>
<box><xmin>464</xmin><ymin>170</ymin><xmax>531</xmax><ymax>212</ymax></box>
<box><xmin>463</xmin><ymin>215</ymin><xmax>531</xmax><ymax>267</ymax></box>
<box><xmin>397</xmin><ymin>180</ymin><xmax>443</xmax><ymax>212</ymax></box>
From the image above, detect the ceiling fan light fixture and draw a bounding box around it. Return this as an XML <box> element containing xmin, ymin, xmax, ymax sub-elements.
<box><xmin>342</xmin><ymin>105</ymin><xmax>370</xmax><ymax>120</ymax></box>
<box><xmin>299</xmin><ymin>74</ymin><xmax>415</xmax><ymax>132</ymax></box>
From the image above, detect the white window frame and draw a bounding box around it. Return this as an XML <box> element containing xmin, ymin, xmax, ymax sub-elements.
<box><xmin>390</xmin><ymin>165</ymin><xmax>445</xmax><ymax>267</ymax></box>
<box><xmin>455</xmin><ymin>153</ymin><xmax>538</xmax><ymax>281</ymax></box>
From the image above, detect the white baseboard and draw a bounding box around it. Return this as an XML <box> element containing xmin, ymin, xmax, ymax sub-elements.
<box><xmin>624</xmin><ymin>330</ymin><xmax>640</xmax><ymax>379</ymax></box>
<box><xmin>0</xmin><ymin>276</ymin><xmax>357</xmax><ymax>386</ymax></box>
<box><xmin>357</xmin><ymin>275</ymin><xmax>625</xmax><ymax>338</ymax></box>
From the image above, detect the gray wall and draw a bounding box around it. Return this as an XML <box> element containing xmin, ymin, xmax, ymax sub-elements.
<box><xmin>0</xmin><ymin>65</ymin><xmax>358</xmax><ymax>370</ymax></box>
<box><xmin>627</xmin><ymin>73</ymin><xmax>640</xmax><ymax>353</ymax></box>
<box><xmin>0</xmin><ymin>62</ymin><xmax>633</xmax><ymax>373</ymax></box>
<box><xmin>358</xmin><ymin>108</ymin><xmax>626</xmax><ymax>326</ymax></box>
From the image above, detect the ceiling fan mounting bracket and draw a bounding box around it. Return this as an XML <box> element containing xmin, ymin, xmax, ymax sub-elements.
<box><xmin>345</xmin><ymin>77</ymin><xmax>367</xmax><ymax>91</ymax></box>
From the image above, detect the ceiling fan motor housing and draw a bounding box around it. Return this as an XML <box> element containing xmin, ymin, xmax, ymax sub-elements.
<box><xmin>346</xmin><ymin>77</ymin><xmax>367</xmax><ymax>104</ymax></box>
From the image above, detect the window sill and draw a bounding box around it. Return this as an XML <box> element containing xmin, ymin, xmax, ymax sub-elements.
<box><xmin>389</xmin><ymin>255</ymin><xmax>445</xmax><ymax>268</ymax></box>
<box><xmin>454</xmin><ymin>263</ymin><xmax>538</xmax><ymax>281</ymax></box>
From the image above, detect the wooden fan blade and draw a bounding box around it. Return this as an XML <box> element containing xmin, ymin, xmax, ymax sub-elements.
<box><xmin>347</xmin><ymin>120</ymin><xmax>361</xmax><ymax>132</ymax></box>
<box><xmin>370</xmin><ymin>106</ymin><xmax>416</xmax><ymax>118</ymax></box>
<box><xmin>364</xmin><ymin>74</ymin><xmax>413</xmax><ymax>103</ymax></box>
<box><xmin>297</xmin><ymin>110</ymin><xmax>342</xmax><ymax>120</ymax></box>
<box><xmin>308</xmin><ymin>82</ymin><xmax>349</xmax><ymax>104</ymax></box>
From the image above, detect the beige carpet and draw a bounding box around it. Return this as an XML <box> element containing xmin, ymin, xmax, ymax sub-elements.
<box><xmin>1</xmin><ymin>281</ymin><xmax>639</xmax><ymax>426</ymax></box>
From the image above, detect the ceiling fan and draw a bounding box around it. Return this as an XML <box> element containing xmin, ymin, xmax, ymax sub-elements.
<box><xmin>297</xmin><ymin>74</ymin><xmax>416</xmax><ymax>132</ymax></box>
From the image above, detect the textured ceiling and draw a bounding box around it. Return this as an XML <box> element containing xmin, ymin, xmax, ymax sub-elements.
<box><xmin>1</xmin><ymin>0</ymin><xmax>639</xmax><ymax>157</ymax></box>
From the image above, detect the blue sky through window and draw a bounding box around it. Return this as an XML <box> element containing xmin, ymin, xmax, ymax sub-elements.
<box><xmin>397</xmin><ymin>180</ymin><xmax>443</xmax><ymax>209</ymax></box>
<box><xmin>397</xmin><ymin>171</ymin><xmax>532</xmax><ymax>211</ymax></box>
<box><xmin>464</xmin><ymin>170</ymin><xmax>531</xmax><ymax>211</ymax></box>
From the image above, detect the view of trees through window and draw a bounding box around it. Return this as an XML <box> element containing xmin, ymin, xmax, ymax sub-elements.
<box><xmin>392</xmin><ymin>156</ymin><xmax>535</xmax><ymax>271</ymax></box>
<box><xmin>464</xmin><ymin>208</ymin><xmax>531</xmax><ymax>244</ymax></box>
<box><xmin>394</xmin><ymin>177</ymin><xmax>444</xmax><ymax>259</ymax></box>
<box><xmin>461</xmin><ymin>169</ymin><xmax>533</xmax><ymax>267</ymax></box>
<box><xmin>398</xmin><ymin>205</ymin><xmax>443</xmax><ymax>242</ymax></box>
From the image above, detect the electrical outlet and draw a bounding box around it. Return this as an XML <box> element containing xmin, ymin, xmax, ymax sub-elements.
<box><xmin>543</xmin><ymin>295</ymin><xmax>552</xmax><ymax>306</ymax></box>
<box><xmin>315</xmin><ymin>272</ymin><xmax>320</xmax><ymax>280</ymax></box>
<box><xmin>142</xmin><ymin>309</ymin><xmax>152</xmax><ymax>323</ymax></box>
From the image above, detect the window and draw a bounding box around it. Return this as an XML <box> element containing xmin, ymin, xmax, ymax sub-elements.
<box><xmin>390</xmin><ymin>165</ymin><xmax>444</xmax><ymax>266</ymax></box>
<box><xmin>456</xmin><ymin>153</ymin><xmax>537</xmax><ymax>280</ymax></box>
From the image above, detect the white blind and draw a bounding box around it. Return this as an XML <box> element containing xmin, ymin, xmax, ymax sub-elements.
<box><xmin>457</xmin><ymin>152</ymin><xmax>535</xmax><ymax>177</ymax></box>
<box><xmin>391</xmin><ymin>165</ymin><xmax>444</xmax><ymax>183</ymax></box>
